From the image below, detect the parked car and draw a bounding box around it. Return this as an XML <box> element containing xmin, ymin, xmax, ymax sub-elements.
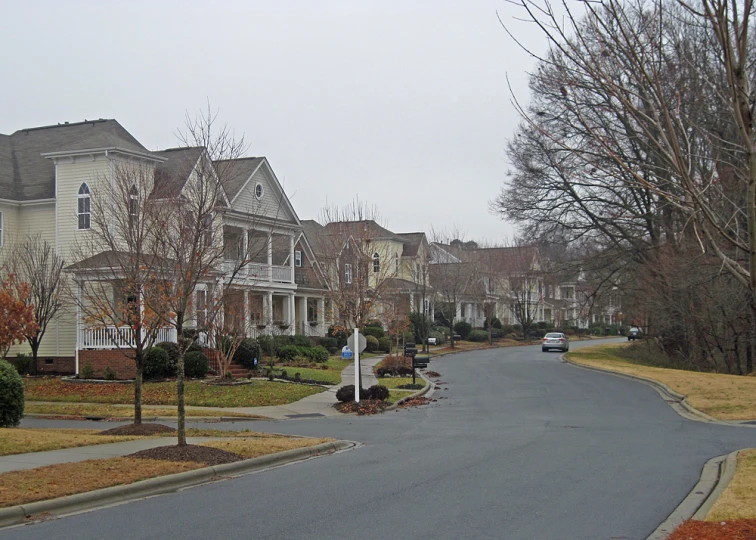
<box><xmin>426</xmin><ymin>337</ymin><xmax>438</xmax><ymax>345</ymax></box>
<box><xmin>627</xmin><ymin>327</ymin><xmax>643</xmax><ymax>341</ymax></box>
<box><xmin>542</xmin><ymin>332</ymin><xmax>569</xmax><ymax>352</ymax></box>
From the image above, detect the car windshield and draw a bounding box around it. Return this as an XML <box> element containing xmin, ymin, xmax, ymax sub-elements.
<box><xmin>545</xmin><ymin>333</ymin><xmax>563</xmax><ymax>338</ymax></box>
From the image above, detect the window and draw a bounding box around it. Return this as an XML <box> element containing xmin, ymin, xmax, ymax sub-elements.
<box><xmin>395</xmin><ymin>252</ymin><xmax>399</xmax><ymax>274</ymax></box>
<box><xmin>372</xmin><ymin>252</ymin><xmax>380</xmax><ymax>273</ymax></box>
<box><xmin>295</xmin><ymin>250</ymin><xmax>302</xmax><ymax>267</ymax></box>
<box><xmin>196</xmin><ymin>289</ymin><xmax>207</xmax><ymax>328</ymax></box>
<box><xmin>202</xmin><ymin>213</ymin><xmax>213</xmax><ymax>246</ymax></box>
<box><xmin>254</xmin><ymin>182</ymin><xmax>264</xmax><ymax>200</ymax></box>
<box><xmin>128</xmin><ymin>185</ymin><xmax>138</xmax><ymax>227</ymax></box>
<box><xmin>77</xmin><ymin>183</ymin><xmax>91</xmax><ymax>230</ymax></box>
<box><xmin>344</xmin><ymin>263</ymin><xmax>353</xmax><ymax>284</ymax></box>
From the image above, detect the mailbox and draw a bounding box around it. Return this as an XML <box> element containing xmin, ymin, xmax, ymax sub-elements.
<box><xmin>413</xmin><ymin>355</ymin><xmax>429</xmax><ymax>368</ymax></box>
<box><xmin>404</xmin><ymin>343</ymin><xmax>418</xmax><ymax>358</ymax></box>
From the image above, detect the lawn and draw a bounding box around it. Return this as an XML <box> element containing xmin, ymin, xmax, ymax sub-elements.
<box><xmin>0</xmin><ymin>433</ymin><xmax>333</xmax><ymax>508</ymax></box>
<box><xmin>0</xmin><ymin>428</ymin><xmax>142</xmax><ymax>456</ymax></box>
<box><xmin>707</xmin><ymin>449</ymin><xmax>756</xmax><ymax>521</ymax></box>
<box><xmin>566</xmin><ymin>344</ymin><xmax>756</xmax><ymax>421</ymax></box>
<box><xmin>375</xmin><ymin>376</ymin><xmax>425</xmax><ymax>390</ymax></box>
<box><xmin>24</xmin><ymin>378</ymin><xmax>326</xmax><ymax>408</ymax></box>
<box><xmin>24</xmin><ymin>403</ymin><xmax>265</xmax><ymax>419</ymax></box>
<box><xmin>272</xmin><ymin>357</ymin><xmax>350</xmax><ymax>384</ymax></box>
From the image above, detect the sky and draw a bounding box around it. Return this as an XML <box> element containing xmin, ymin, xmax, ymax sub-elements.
<box><xmin>1</xmin><ymin>0</ymin><xmax>552</xmax><ymax>243</ymax></box>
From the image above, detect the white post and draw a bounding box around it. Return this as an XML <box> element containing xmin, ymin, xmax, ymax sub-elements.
<box><xmin>75</xmin><ymin>279</ymin><xmax>81</xmax><ymax>375</ymax></box>
<box><xmin>354</xmin><ymin>328</ymin><xmax>360</xmax><ymax>403</ymax></box>
<box><xmin>267</xmin><ymin>234</ymin><xmax>273</xmax><ymax>283</ymax></box>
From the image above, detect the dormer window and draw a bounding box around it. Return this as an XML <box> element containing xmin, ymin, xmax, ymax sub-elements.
<box><xmin>295</xmin><ymin>250</ymin><xmax>302</xmax><ymax>267</ymax></box>
<box><xmin>344</xmin><ymin>263</ymin><xmax>353</xmax><ymax>284</ymax></box>
<box><xmin>372</xmin><ymin>252</ymin><xmax>380</xmax><ymax>273</ymax></box>
<box><xmin>78</xmin><ymin>183</ymin><xmax>91</xmax><ymax>230</ymax></box>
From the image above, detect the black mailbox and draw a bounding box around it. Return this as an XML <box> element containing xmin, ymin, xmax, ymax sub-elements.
<box><xmin>413</xmin><ymin>355</ymin><xmax>429</xmax><ymax>368</ymax></box>
<box><xmin>404</xmin><ymin>343</ymin><xmax>418</xmax><ymax>358</ymax></box>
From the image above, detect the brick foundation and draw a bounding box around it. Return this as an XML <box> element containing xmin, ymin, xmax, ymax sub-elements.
<box><xmin>78</xmin><ymin>350</ymin><xmax>137</xmax><ymax>379</ymax></box>
<box><xmin>36</xmin><ymin>356</ymin><xmax>75</xmax><ymax>375</ymax></box>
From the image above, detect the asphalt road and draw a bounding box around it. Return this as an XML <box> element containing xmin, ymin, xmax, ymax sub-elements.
<box><xmin>8</xmin><ymin>338</ymin><xmax>756</xmax><ymax>539</ymax></box>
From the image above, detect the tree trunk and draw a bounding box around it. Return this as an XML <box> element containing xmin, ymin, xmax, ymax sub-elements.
<box><xmin>176</xmin><ymin>326</ymin><xmax>186</xmax><ymax>447</ymax></box>
<box><xmin>134</xmin><ymin>365</ymin><xmax>143</xmax><ymax>425</ymax></box>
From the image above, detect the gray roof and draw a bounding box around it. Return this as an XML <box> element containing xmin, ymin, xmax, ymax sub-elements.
<box><xmin>300</xmin><ymin>219</ymin><xmax>327</xmax><ymax>257</ymax></box>
<box><xmin>152</xmin><ymin>147</ymin><xmax>204</xmax><ymax>198</ymax></box>
<box><xmin>214</xmin><ymin>157</ymin><xmax>264</xmax><ymax>201</ymax></box>
<box><xmin>0</xmin><ymin>119</ymin><xmax>151</xmax><ymax>201</ymax></box>
<box><xmin>396</xmin><ymin>232</ymin><xmax>425</xmax><ymax>257</ymax></box>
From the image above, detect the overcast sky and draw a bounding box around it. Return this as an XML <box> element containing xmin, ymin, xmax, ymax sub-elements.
<box><xmin>1</xmin><ymin>1</ymin><xmax>551</xmax><ymax>243</ymax></box>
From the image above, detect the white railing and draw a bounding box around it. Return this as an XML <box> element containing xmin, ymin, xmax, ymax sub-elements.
<box><xmin>272</xmin><ymin>265</ymin><xmax>292</xmax><ymax>283</ymax></box>
<box><xmin>80</xmin><ymin>326</ymin><xmax>177</xmax><ymax>349</ymax></box>
<box><xmin>247</xmin><ymin>263</ymin><xmax>271</xmax><ymax>281</ymax></box>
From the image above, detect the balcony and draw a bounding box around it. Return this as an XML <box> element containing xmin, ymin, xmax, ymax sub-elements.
<box><xmin>80</xmin><ymin>326</ymin><xmax>177</xmax><ymax>349</ymax></box>
<box><xmin>223</xmin><ymin>260</ymin><xmax>292</xmax><ymax>284</ymax></box>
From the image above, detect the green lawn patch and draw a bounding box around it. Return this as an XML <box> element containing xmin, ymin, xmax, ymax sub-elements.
<box><xmin>24</xmin><ymin>378</ymin><xmax>325</xmax><ymax>408</ymax></box>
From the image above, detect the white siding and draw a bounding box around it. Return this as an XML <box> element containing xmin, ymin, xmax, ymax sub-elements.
<box><xmin>231</xmin><ymin>167</ymin><xmax>298</xmax><ymax>224</ymax></box>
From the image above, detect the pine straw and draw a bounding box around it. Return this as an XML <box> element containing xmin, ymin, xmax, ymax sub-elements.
<box><xmin>99</xmin><ymin>424</ymin><xmax>176</xmax><ymax>436</ymax></box>
<box><xmin>0</xmin><ymin>458</ymin><xmax>203</xmax><ymax>508</ymax></box>
<box><xmin>398</xmin><ymin>397</ymin><xmax>432</xmax><ymax>408</ymax></box>
<box><xmin>667</xmin><ymin>519</ymin><xmax>756</xmax><ymax>539</ymax></box>
<box><xmin>335</xmin><ymin>400</ymin><xmax>390</xmax><ymax>415</ymax></box>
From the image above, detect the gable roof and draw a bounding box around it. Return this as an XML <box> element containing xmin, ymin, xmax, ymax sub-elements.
<box><xmin>300</xmin><ymin>219</ymin><xmax>327</xmax><ymax>257</ymax></box>
<box><xmin>1</xmin><ymin>119</ymin><xmax>153</xmax><ymax>201</ymax></box>
<box><xmin>214</xmin><ymin>157</ymin><xmax>265</xmax><ymax>201</ymax></box>
<box><xmin>396</xmin><ymin>232</ymin><xmax>425</xmax><ymax>257</ymax></box>
<box><xmin>152</xmin><ymin>147</ymin><xmax>205</xmax><ymax>198</ymax></box>
<box><xmin>322</xmin><ymin>220</ymin><xmax>405</xmax><ymax>243</ymax></box>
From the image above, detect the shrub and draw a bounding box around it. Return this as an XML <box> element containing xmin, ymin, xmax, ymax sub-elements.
<box><xmin>304</xmin><ymin>345</ymin><xmax>330</xmax><ymax>363</ymax></box>
<box><xmin>143</xmin><ymin>347</ymin><xmax>171</xmax><ymax>380</ymax></box>
<box><xmin>402</xmin><ymin>331</ymin><xmax>415</xmax><ymax>344</ymax></box>
<box><xmin>484</xmin><ymin>317</ymin><xmax>503</xmax><ymax>330</ymax></box>
<box><xmin>275</xmin><ymin>335</ymin><xmax>294</xmax><ymax>347</ymax></box>
<box><xmin>12</xmin><ymin>353</ymin><xmax>35</xmax><ymax>376</ymax></box>
<box><xmin>468</xmin><ymin>329</ymin><xmax>489</xmax><ymax>342</ymax></box>
<box><xmin>335</xmin><ymin>384</ymin><xmax>369</xmax><ymax>403</ymax></box>
<box><xmin>367</xmin><ymin>385</ymin><xmax>390</xmax><ymax>401</ymax></box>
<box><xmin>184</xmin><ymin>351</ymin><xmax>209</xmax><ymax>378</ymax></box>
<box><xmin>155</xmin><ymin>341</ymin><xmax>179</xmax><ymax>376</ymax></box>
<box><xmin>327</xmin><ymin>326</ymin><xmax>349</xmax><ymax>347</ymax></box>
<box><xmin>365</xmin><ymin>335</ymin><xmax>379</xmax><ymax>352</ymax></box>
<box><xmin>292</xmin><ymin>334</ymin><xmax>312</xmax><ymax>347</ymax></box>
<box><xmin>490</xmin><ymin>328</ymin><xmax>504</xmax><ymax>339</ymax></box>
<box><xmin>328</xmin><ymin>346</ymin><xmax>340</xmax><ymax>356</ymax></box>
<box><xmin>80</xmin><ymin>363</ymin><xmax>95</xmax><ymax>379</ymax></box>
<box><xmin>378</xmin><ymin>336</ymin><xmax>391</xmax><ymax>353</ymax></box>
<box><xmin>428</xmin><ymin>331</ymin><xmax>446</xmax><ymax>345</ymax></box>
<box><xmin>278</xmin><ymin>345</ymin><xmax>301</xmax><ymax>362</ymax></box>
<box><xmin>234</xmin><ymin>338</ymin><xmax>261</xmax><ymax>370</ymax></box>
<box><xmin>317</xmin><ymin>337</ymin><xmax>338</xmax><ymax>350</ymax></box>
<box><xmin>104</xmin><ymin>366</ymin><xmax>117</xmax><ymax>380</ymax></box>
<box><xmin>454</xmin><ymin>321</ymin><xmax>472</xmax><ymax>339</ymax></box>
<box><xmin>0</xmin><ymin>360</ymin><xmax>24</xmax><ymax>427</ymax></box>
<box><xmin>363</xmin><ymin>326</ymin><xmax>385</xmax><ymax>339</ymax></box>
<box><xmin>528</xmin><ymin>329</ymin><xmax>546</xmax><ymax>339</ymax></box>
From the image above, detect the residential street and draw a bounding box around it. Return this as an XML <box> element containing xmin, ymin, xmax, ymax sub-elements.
<box><xmin>8</xmin><ymin>338</ymin><xmax>756</xmax><ymax>540</ymax></box>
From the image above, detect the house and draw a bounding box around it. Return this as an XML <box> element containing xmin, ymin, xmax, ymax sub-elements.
<box><xmin>0</xmin><ymin>119</ymin><xmax>334</xmax><ymax>377</ymax></box>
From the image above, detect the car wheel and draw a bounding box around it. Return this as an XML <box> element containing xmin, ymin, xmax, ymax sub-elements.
<box><xmin>564</xmin><ymin>346</ymin><xmax>569</xmax><ymax>352</ymax></box>
<box><xmin>542</xmin><ymin>347</ymin><xmax>548</xmax><ymax>352</ymax></box>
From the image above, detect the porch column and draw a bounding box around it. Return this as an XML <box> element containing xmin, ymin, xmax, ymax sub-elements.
<box><xmin>289</xmin><ymin>234</ymin><xmax>295</xmax><ymax>284</ymax></box>
<box><xmin>317</xmin><ymin>297</ymin><xmax>325</xmax><ymax>335</ymax></box>
<box><xmin>243</xmin><ymin>290</ymin><xmax>250</xmax><ymax>335</ymax></box>
<box><xmin>267</xmin><ymin>234</ymin><xmax>273</xmax><ymax>283</ymax></box>
<box><xmin>409</xmin><ymin>293</ymin><xmax>415</xmax><ymax>312</ymax></box>
<box><xmin>266</xmin><ymin>291</ymin><xmax>273</xmax><ymax>324</ymax></box>
<box><xmin>299</xmin><ymin>296</ymin><xmax>308</xmax><ymax>333</ymax></box>
<box><xmin>288</xmin><ymin>294</ymin><xmax>295</xmax><ymax>335</ymax></box>
<box><xmin>75</xmin><ymin>279</ymin><xmax>81</xmax><ymax>375</ymax></box>
<box><xmin>242</xmin><ymin>230</ymin><xmax>249</xmax><ymax>277</ymax></box>
<box><xmin>456</xmin><ymin>302</ymin><xmax>462</xmax><ymax>321</ymax></box>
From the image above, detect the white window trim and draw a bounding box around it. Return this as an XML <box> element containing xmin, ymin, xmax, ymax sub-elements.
<box><xmin>295</xmin><ymin>250</ymin><xmax>302</xmax><ymax>267</ymax></box>
<box><xmin>77</xmin><ymin>183</ymin><xmax>91</xmax><ymax>230</ymax></box>
<box><xmin>344</xmin><ymin>263</ymin><xmax>353</xmax><ymax>284</ymax></box>
<box><xmin>372</xmin><ymin>252</ymin><xmax>380</xmax><ymax>273</ymax></box>
<box><xmin>254</xmin><ymin>182</ymin><xmax>264</xmax><ymax>200</ymax></box>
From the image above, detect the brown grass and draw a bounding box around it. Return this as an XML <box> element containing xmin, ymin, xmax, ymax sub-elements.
<box><xmin>0</xmin><ymin>458</ymin><xmax>202</xmax><ymax>508</ymax></box>
<box><xmin>0</xmin><ymin>435</ymin><xmax>335</xmax><ymax>508</ymax></box>
<box><xmin>566</xmin><ymin>345</ymin><xmax>756</xmax><ymax>420</ymax></box>
<box><xmin>0</xmin><ymin>428</ymin><xmax>142</xmax><ymax>457</ymax></box>
<box><xmin>200</xmin><ymin>436</ymin><xmax>333</xmax><ymax>459</ymax></box>
<box><xmin>707</xmin><ymin>449</ymin><xmax>756</xmax><ymax>521</ymax></box>
<box><xmin>25</xmin><ymin>402</ymin><xmax>264</xmax><ymax>419</ymax></box>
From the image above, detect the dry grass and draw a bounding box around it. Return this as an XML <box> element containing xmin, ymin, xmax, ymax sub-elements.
<box><xmin>25</xmin><ymin>402</ymin><xmax>264</xmax><ymax>419</ymax></box>
<box><xmin>0</xmin><ymin>435</ymin><xmax>335</xmax><ymax>508</ymax></box>
<box><xmin>707</xmin><ymin>449</ymin><xmax>756</xmax><ymax>521</ymax></box>
<box><xmin>567</xmin><ymin>345</ymin><xmax>756</xmax><ymax>420</ymax></box>
<box><xmin>0</xmin><ymin>428</ymin><xmax>142</xmax><ymax>457</ymax></box>
<box><xmin>200</xmin><ymin>436</ymin><xmax>333</xmax><ymax>459</ymax></box>
<box><xmin>0</xmin><ymin>458</ymin><xmax>202</xmax><ymax>508</ymax></box>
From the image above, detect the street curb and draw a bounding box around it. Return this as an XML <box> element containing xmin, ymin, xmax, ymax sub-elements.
<box><xmin>23</xmin><ymin>413</ymin><xmax>272</xmax><ymax>423</ymax></box>
<box><xmin>647</xmin><ymin>451</ymin><xmax>740</xmax><ymax>539</ymax></box>
<box><xmin>386</xmin><ymin>370</ymin><xmax>433</xmax><ymax>411</ymax></box>
<box><xmin>561</xmin><ymin>355</ymin><xmax>734</xmax><ymax>425</ymax></box>
<box><xmin>0</xmin><ymin>440</ymin><xmax>356</xmax><ymax>529</ymax></box>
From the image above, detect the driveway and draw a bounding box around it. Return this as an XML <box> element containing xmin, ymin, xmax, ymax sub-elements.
<box><xmin>9</xmin><ymin>338</ymin><xmax>756</xmax><ymax>539</ymax></box>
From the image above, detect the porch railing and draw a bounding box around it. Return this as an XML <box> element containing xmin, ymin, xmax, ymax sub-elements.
<box><xmin>222</xmin><ymin>260</ymin><xmax>292</xmax><ymax>284</ymax></box>
<box><xmin>79</xmin><ymin>326</ymin><xmax>177</xmax><ymax>349</ymax></box>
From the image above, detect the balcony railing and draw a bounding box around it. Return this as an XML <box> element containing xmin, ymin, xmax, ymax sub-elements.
<box><xmin>223</xmin><ymin>260</ymin><xmax>293</xmax><ymax>284</ymax></box>
<box><xmin>79</xmin><ymin>326</ymin><xmax>177</xmax><ymax>349</ymax></box>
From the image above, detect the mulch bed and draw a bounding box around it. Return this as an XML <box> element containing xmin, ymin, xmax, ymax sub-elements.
<box><xmin>128</xmin><ymin>444</ymin><xmax>243</xmax><ymax>465</ymax></box>
<box><xmin>667</xmin><ymin>519</ymin><xmax>756</xmax><ymax>539</ymax></box>
<box><xmin>335</xmin><ymin>400</ymin><xmax>390</xmax><ymax>415</ymax></box>
<box><xmin>398</xmin><ymin>397</ymin><xmax>432</xmax><ymax>408</ymax></box>
<box><xmin>98</xmin><ymin>423</ymin><xmax>176</xmax><ymax>436</ymax></box>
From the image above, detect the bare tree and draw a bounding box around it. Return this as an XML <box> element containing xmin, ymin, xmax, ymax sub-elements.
<box><xmin>10</xmin><ymin>235</ymin><xmax>65</xmax><ymax>365</ymax></box>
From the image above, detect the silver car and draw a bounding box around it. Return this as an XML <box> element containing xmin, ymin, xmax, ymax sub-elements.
<box><xmin>542</xmin><ymin>332</ymin><xmax>569</xmax><ymax>352</ymax></box>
